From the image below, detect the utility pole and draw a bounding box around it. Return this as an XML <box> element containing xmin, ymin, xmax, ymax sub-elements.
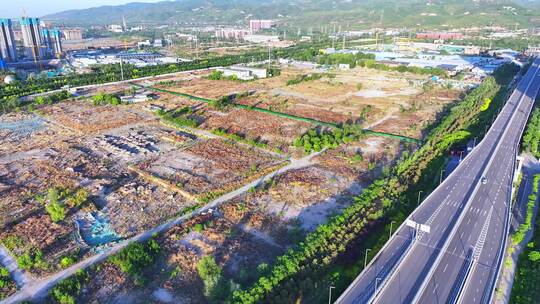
<box><xmin>328</xmin><ymin>286</ymin><xmax>335</xmax><ymax>304</ymax></box>
<box><xmin>120</xmin><ymin>57</ymin><xmax>124</xmax><ymax>81</ymax></box>
<box><xmin>364</xmin><ymin>249</ymin><xmax>371</xmax><ymax>268</ymax></box>
<box><xmin>268</xmin><ymin>44</ymin><xmax>272</xmax><ymax>68</ymax></box>
<box><xmin>389</xmin><ymin>221</ymin><xmax>395</xmax><ymax>239</ymax></box>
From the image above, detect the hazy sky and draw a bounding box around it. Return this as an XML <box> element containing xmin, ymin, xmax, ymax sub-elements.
<box><xmin>3</xmin><ymin>0</ymin><xmax>166</xmax><ymax>18</ymax></box>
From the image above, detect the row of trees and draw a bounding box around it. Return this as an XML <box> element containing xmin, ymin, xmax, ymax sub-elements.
<box><xmin>512</xmin><ymin>174</ymin><xmax>540</xmax><ymax>246</ymax></box>
<box><xmin>317</xmin><ymin>52</ymin><xmax>376</xmax><ymax>68</ymax></box>
<box><xmin>286</xmin><ymin>73</ymin><xmax>333</xmax><ymax>86</ymax></box>
<box><xmin>510</xmin><ymin>174</ymin><xmax>540</xmax><ymax>304</ymax></box>
<box><xmin>0</xmin><ymin>90</ymin><xmax>72</xmax><ymax>113</ymax></box>
<box><xmin>232</xmin><ymin>73</ymin><xmax>507</xmax><ymax>303</ymax></box>
<box><xmin>358</xmin><ymin>59</ymin><xmax>447</xmax><ymax>77</ymax></box>
<box><xmin>522</xmin><ymin>108</ymin><xmax>540</xmax><ymax>158</ymax></box>
<box><xmin>0</xmin><ymin>42</ymin><xmax>330</xmax><ymax>109</ymax></box>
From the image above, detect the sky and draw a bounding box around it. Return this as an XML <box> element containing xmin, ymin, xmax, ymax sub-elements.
<box><xmin>3</xmin><ymin>0</ymin><xmax>166</xmax><ymax>18</ymax></box>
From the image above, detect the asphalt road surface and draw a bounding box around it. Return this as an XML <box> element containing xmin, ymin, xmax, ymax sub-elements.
<box><xmin>336</xmin><ymin>57</ymin><xmax>540</xmax><ymax>304</ymax></box>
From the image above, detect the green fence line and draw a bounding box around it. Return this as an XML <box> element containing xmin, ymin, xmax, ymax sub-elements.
<box><xmin>134</xmin><ymin>83</ymin><xmax>421</xmax><ymax>143</ymax></box>
<box><xmin>363</xmin><ymin>130</ymin><xmax>420</xmax><ymax>143</ymax></box>
<box><xmin>234</xmin><ymin>103</ymin><xmax>338</xmax><ymax>128</ymax></box>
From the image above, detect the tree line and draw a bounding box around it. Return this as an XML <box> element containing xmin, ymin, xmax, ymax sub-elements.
<box><xmin>0</xmin><ymin>42</ymin><xmax>331</xmax><ymax>112</ymax></box>
<box><xmin>232</xmin><ymin>72</ymin><xmax>508</xmax><ymax>303</ymax></box>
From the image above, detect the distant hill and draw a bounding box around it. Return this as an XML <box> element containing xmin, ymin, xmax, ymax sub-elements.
<box><xmin>44</xmin><ymin>0</ymin><xmax>540</xmax><ymax>29</ymax></box>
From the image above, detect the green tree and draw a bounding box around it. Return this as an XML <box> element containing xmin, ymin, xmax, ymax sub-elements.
<box><xmin>528</xmin><ymin>251</ymin><xmax>540</xmax><ymax>262</ymax></box>
<box><xmin>46</xmin><ymin>201</ymin><xmax>66</xmax><ymax>222</ymax></box>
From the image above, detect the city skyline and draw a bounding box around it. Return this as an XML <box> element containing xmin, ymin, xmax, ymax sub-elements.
<box><xmin>3</xmin><ymin>0</ymin><xmax>165</xmax><ymax>18</ymax></box>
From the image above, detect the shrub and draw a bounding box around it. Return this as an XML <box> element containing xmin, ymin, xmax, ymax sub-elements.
<box><xmin>528</xmin><ymin>251</ymin><xmax>540</xmax><ymax>262</ymax></box>
<box><xmin>91</xmin><ymin>92</ymin><xmax>122</xmax><ymax>106</ymax></box>
<box><xmin>60</xmin><ymin>255</ymin><xmax>77</xmax><ymax>268</ymax></box>
<box><xmin>46</xmin><ymin>201</ymin><xmax>67</xmax><ymax>222</ymax></box>
<box><xmin>197</xmin><ymin>256</ymin><xmax>232</xmax><ymax>302</ymax></box>
<box><xmin>66</xmin><ymin>189</ymin><xmax>89</xmax><ymax>208</ymax></box>
<box><xmin>108</xmin><ymin>238</ymin><xmax>160</xmax><ymax>285</ymax></box>
<box><xmin>50</xmin><ymin>270</ymin><xmax>88</xmax><ymax>304</ymax></box>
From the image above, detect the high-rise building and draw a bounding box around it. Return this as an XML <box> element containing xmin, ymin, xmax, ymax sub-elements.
<box><xmin>41</xmin><ymin>28</ymin><xmax>62</xmax><ymax>58</ymax></box>
<box><xmin>50</xmin><ymin>29</ymin><xmax>62</xmax><ymax>56</ymax></box>
<box><xmin>0</xmin><ymin>19</ymin><xmax>17</xmax><ymax>62</ymax></box>
<box><xmin>249</xmin><ymin>20</ymin><xmax>275</xmax><ymax>32</ymax></box>
<box><xmin>20</xmin><ymin>17</ymin><xmax>44</xmax><ymax>60</ymax></box>
<box><xmin>41</xmin><ymin>28</ymin><xmax>52</xmax><ymax>54</ymax></box>
<box><xmin>215</xmin><ymin>28</ymin><xmax>251</xmax><ymax>40</ymax></box>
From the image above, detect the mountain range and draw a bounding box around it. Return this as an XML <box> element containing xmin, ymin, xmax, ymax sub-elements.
<box><xmin>44</xmin><ymin>0</ymin><xmax>540</xmax><ymax>29</ymax></box>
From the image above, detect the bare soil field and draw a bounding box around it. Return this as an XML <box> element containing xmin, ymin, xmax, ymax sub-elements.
<box><xmin>136</xmin><ymin>138</ymin><xmax>287</xmax><ymax>201</ymax></box>
<box><xmin>38</xmin><ymin>101</ymin><xmax>150</xmax><ymax>133</ymax></box>
<box><xmin>46</xmin><ymin>132</ymin><xmax>407</xmax><ymax>303</ymax></box>
<box><xmin>3</xmin><ymin>62</ymin><xmax>468</xmax><ymax>301</ymax></box>
<box><xmin>149</xmin><ymin>66</ymin><xmax>461</xmax><ymax>140</ymax></box>
<box><xmin>0</xmin><ymin>98</ymin><xmax>288</xmax><ymax>280</ymax></box>
<box><xmin>59</xmin><ymin>200</ymin><xmax>293</xmax><ymax>304</ymax></box>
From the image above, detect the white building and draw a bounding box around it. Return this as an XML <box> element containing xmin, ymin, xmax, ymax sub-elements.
<box><xmin>217</xmin><ymin>65</ymin><xmax>267</xmax><ymax>80</ymax></box>
<box><xmin>243</xmin><ymin>35</ymin><xmax>279</xmax><ymax>44</ymax></box>
<box><xmin>231</xmin><ymin>65</ymin><xmax>267</xmax><ymax>78</ymax></box>
<box><xmin>109</xmin><ymin>24</ymin><xmax>124</xmax><ymax>33</ymax></box>
<box><xmin>215</xmin><ymin>28</ymin><xmax>251</xmax><ymax>40</ymax></box>
<box><xmin>153</xmin><ymin>39</ymin><xmax>164</xmax><ymax>47</ymax></box>
<box><xmin>138</xmin><ymin>40</ymin><xmax>152</xmax><ymax>48</ymax></box>
<box><xmin>120</xmin><ymin>91</ymin><xmax>152</xmax><ymax>104</ymax></box>
<box><xmin>249</xmin><ymin>20</ymin><xmax>275</xmax><ymax>32</ymax></box>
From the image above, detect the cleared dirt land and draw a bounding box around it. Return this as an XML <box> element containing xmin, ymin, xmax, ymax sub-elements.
<box><xmin>146</xmin><ymin>65</ymin><xmax>462</xmax><ymax>141</ymax></box>
<box><xmin>1</xmin><ymin>63</ymin><xmax>466</xmax><ymax>303</ymax></box>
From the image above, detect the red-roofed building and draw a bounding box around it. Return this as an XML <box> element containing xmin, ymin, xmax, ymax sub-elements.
<box><xmin>416</xmin><ymin>32</ymin><xmax>464</xmax><ymax>40</ymax></box>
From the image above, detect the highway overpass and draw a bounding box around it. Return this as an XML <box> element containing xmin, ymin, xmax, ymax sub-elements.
<box><xmin>336</xmin><ymin>57</ymin><xmax>540</xmax><ymax>304</ymax></box>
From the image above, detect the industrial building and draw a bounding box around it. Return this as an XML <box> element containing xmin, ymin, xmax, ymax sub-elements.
<box><xmin>20</xmin><ymin>17</ymin><xmax>44</xmax><ymax>60</ymax></box>
<box><xmin>0</xmin><ymin>19</ymin><xmax>17</xmax><ymax>62</ymax></box>
<box><xmin>63</xmin><ymin>28</ymin><xmax>83</xmax><ymax>41</ymax></box>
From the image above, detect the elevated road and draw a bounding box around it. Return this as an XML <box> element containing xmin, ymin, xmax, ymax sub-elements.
<box><xmin>336</xmin><ymin>57</ymin><xmax>540</xmax><ymax>304</ymax></box>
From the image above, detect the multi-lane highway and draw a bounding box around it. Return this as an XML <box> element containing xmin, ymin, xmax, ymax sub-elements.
<box><xmin>336</xmin><ymin>57</ymin><xmax>540</xmax><ymax>304</ymax></box>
